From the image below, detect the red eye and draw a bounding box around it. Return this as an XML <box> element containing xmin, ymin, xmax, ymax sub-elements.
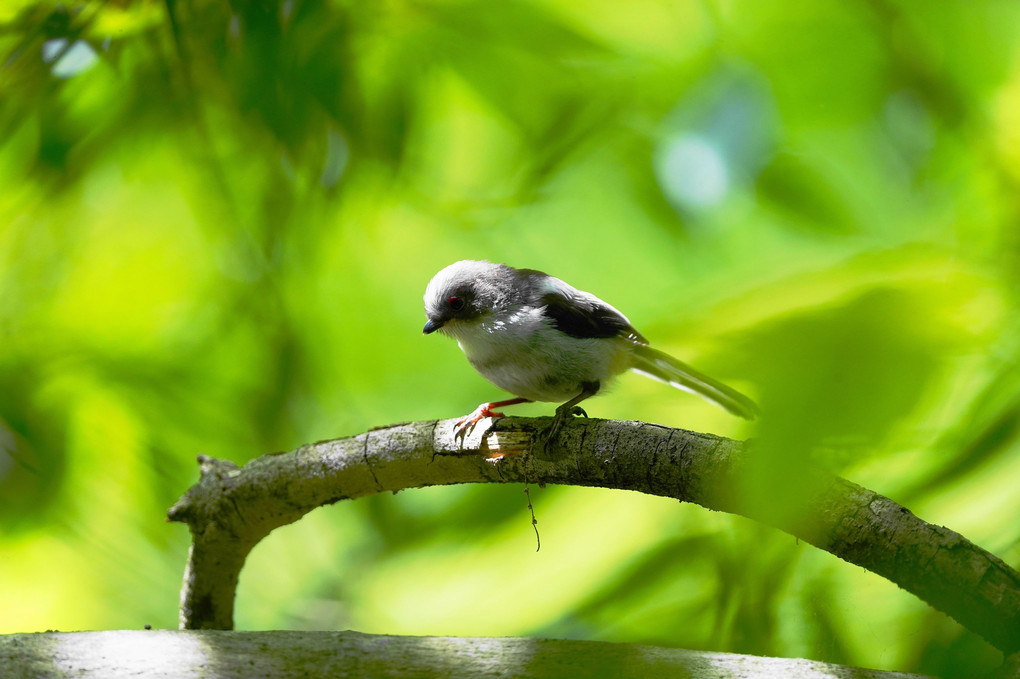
<box><xmin>448</xmin><ymin>296</ymin><xmax>465</xmax><ymax>311</ymax></box>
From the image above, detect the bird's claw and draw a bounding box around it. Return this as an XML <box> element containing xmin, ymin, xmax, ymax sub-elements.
<box><xmin>454</xmin><ymin>404</ymin><xmax>505</xmax><ymax>439</ymax></box>
<box><xmin>544</xmin><ymin>404</ymin><xmax>589</xmax><ymax>444</ymax></box>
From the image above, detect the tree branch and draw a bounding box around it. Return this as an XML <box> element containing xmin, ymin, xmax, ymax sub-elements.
<box><xmin>167</xmin><ymin>417</ymin><xmax>1020</xmax><ymax>656</ymax></box>
<box><xmin>0</xmin><ymin>630</ymin><xmax>938</xmax><ymax>678</ymax></box>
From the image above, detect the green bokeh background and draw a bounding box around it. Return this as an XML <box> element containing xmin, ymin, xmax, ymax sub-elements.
<box><xmin>2</xmin><ymin>1</ymin><xmax>1019</xmax><ymax>676</ymax></box>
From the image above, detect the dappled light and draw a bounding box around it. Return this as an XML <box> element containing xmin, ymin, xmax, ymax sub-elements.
<box><xmin>52</xmin><ymin>631</ymin><xmax>214</xmax><ymax>676</ymax></box>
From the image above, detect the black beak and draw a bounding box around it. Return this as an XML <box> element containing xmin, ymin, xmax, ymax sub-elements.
<box><xmin>423</xmin><ymin>318</ymin><xmax>444</xmax><ymax>335</ymax></box>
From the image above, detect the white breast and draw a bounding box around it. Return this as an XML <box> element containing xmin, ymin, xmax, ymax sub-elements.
<box><xmin>449</xmin><ymin>306</ymin><xmax>630</xmax><ymax>402</ymax></box>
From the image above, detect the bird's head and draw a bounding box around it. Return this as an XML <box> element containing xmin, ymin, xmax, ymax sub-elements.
<box><xmin>422</xmin><ymin>260</ymin><xmax>510</xmax><ymax>336</ymax></box>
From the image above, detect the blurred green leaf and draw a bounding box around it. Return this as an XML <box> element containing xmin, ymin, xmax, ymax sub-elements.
<box><xmin>1</xmin><ymin>1</ymin><xmax>1018</xmax><ymax>676</ymax></box>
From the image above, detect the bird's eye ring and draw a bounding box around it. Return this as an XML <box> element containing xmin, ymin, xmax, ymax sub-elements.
<box><xmin>448</xmin><ymin>296</ymin><xmax>465</xmax><ymax>311</ymax></box>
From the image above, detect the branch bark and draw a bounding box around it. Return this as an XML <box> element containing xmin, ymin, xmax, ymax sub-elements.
<box><xmin>0</xmin><ymin>630</ymin><xmax>937</xmax><ymax>678</ymax></box>
<box><xmin>167</xmin><ymin>417</ymin><xmax>1020</xmax><ymax>656</ymax></box>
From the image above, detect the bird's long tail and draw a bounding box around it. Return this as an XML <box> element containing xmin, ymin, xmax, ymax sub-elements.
<box><xmin>629</xmin><ymin>345</ymin><xmax>758</xmax><ymax>420</ymax></box>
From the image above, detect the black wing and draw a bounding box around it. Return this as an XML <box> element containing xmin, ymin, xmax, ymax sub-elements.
<box><xmin>516</xmin><ymin>268</ymin><xmax>647</xmax><ymax>344</ymax></box>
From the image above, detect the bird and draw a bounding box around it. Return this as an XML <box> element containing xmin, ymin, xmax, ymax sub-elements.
<box><xmin>422</xmin><ymin>260</ymin><xmax>757</xmax><ymax>438</ymax></box>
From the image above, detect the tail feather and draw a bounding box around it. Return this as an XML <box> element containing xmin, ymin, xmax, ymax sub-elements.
<box><xmin>630</xmin><ymin>345</ymin><xmax>758</xmax><ymax>420</ymax></box>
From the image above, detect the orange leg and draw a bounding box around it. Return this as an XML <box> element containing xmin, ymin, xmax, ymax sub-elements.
<box><xmin>455</xmin><ymin>397</ymin><xmax>531</xmax><ymax>439</ymax></box>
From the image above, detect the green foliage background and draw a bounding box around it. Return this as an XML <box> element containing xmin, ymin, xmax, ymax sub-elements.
<box><xmin>2</xmin><ymin>1</ymin><xmax>1019</xmax><ymax>675</ymax></box>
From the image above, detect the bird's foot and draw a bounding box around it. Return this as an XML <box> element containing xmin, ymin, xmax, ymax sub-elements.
<box><xmin>544</xmin><ymin>405</ymin><xmax>587</xmax><ymax>443</ymax></box>
<box><xmin>454</xmin><ymin>403</ymin><xmax>506</xmax><ymax>439</ymax></box>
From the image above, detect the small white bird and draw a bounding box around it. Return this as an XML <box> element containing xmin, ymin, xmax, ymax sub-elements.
<box><xmin>423</xmin><ymin>260</ymin><xmax>757</xmax><ymax>436</ymax></box>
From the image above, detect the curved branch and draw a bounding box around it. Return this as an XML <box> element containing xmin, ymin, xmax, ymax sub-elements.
<box><xmin>167</xmin><ymin>417</ymin><xmax>1020</xmax><ymax>655</ymax></box>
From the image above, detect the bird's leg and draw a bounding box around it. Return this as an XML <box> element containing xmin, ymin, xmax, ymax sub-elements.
<box><xmin>546</xmin><ymin>381</ymin><xmax>599</xmax><ymax>442</ymax></box>
<box><xmin>455</xmin><ymin>397</ymin><xmax>531</xmax><ymax>439</ymax></box>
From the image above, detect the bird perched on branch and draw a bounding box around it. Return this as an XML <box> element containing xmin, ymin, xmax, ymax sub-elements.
<box><xmin>423</xmin><ymin>260</ymin><xmax>757</xmax><ymax>438</ymax></box>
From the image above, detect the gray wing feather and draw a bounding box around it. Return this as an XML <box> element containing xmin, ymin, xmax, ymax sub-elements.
<box><xmin>516</xmin><ymin>269</ymin><xmax>646</xmax><ymax>344</ymax></box>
